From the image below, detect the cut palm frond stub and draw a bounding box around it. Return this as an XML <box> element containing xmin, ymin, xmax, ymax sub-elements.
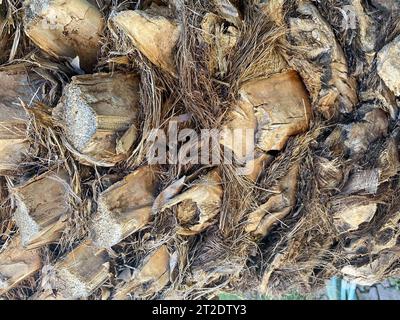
<box><xmin>0</xmin><ymin>64</ymin><xmax>46</xmax><ymax>175</ymax></box>
<box><xmin>90</xmin><ymin>166</ymin><xmax>157</xmax><ymax>248</ymax></box>
<box><xmin>23</xmin><ymin>0</ymin><xmax>105</xmax><ymax>71</ymax></box>
<box><xmin>50</xmin><ymin>240</ymin><xmax>110</xmax><ymax>299</ymax></box>
<box><xmin>11</xmin><ymin>170</ymin><xmax>73</xmax><ymax>249</ymax></box>
<box><xmin>111</xmin><ymin>6</ymin><xmax>180</xmax><ymax>76</ymax></box>
<box><xmin>0</xmin><ymin>235</ymin><xmax>41</xmax><ymax>295</ymax></box>
<box><xmin>53</xmin><ymin>73</ymin><xmax>140</xmax><ymax>167</ymax></box>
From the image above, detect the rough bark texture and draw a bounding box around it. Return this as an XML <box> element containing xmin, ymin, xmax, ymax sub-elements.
<box><xmin>240</xmin><ymin>70</ymin><xmax>312</xmax><ymax>152</ymax></box>
<box><xmin>113</xmin><ymin>245</ymin><xmax>170</xmax><ymax>300</ymax></box>
<box><xmin>160</xmin><ymin>169</ymin><xmax>223</xmax><ymax>236</ymax></box>
<box><xmin>0</xmin><ymin>0</ymin><xmax>400</xmax><ymax>300</ymax></box>
<box><xmin>288</xmin><ymin>2</ymin><xmax>359</xmax><ymax>119</ymax></box>
<box><xmin>377</xmin><ymin>35</ymin><xmax>400</xmax><ymax>96</ymax></box>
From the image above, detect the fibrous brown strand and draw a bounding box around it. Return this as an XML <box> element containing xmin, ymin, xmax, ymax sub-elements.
<box><xmin>0</xmin><ymin>0</ymin><xmax>399</xmax><ymax>301</ymax></box>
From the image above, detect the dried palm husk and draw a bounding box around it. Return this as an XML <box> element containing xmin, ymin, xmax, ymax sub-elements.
<box><xmin>211</xmin><ymin>0</ymin><xmax>242</xmax><ymax>27</ymax></box>
<box><xmin>344</xmin><ymin>211</ymin><xmax>400</xmax><ymax>258</ymax></box>
<box><xmin>111</xmin><ymin>6</ymin><xmax>180</xmax><ymax>76</ymax></box>
<box><xmin>331</xmin><ymin>198</ymin><xmax>378</xmax><ymax>234</ymax></box>
<box><xmin>113</xmin><ymin>245</ymin><xmax>170</xmax><ymax>300</ymax></box>
<box><xmin>201</xmin><ymin>12</ymin><xmax>239</xmax><ymax>77</ymax></box>
<box><xmin>341</xmin><ymin>251</ymin><xmax>399</xmax><ymax>286</ymax></box>
<box><xmin>325</xmin><ymin>107</ymin><xmax>388</xmax><ymax>158</ymax></box>
<box><xmin>348</xmin><ymin>0</ymin><xmax>377</xmax><ymax>55</ymax></box>
<box><xmin>259</xmin><ymin>0</ymin><xmax>286</xmax><ymax>26</ymax></box>
<box><xmin>377</xmin><ymin>34</ymin><xmax>400</xmax><ymax>96</ymax></box>
<box><xmin>23</xmin><ymin>0</ymin><xmax>104</xmax><ymax>71</ymax></box>
<box><xmin>371</xmin><ymin>212</ymin><xmax>400</xmax><ymax>255</ymax></box>
<box><xmin>0</xmin><ymin>63</ymin><xmax>44</xmax><ymax>175</ymax></box>
<box><xmin>378</xmin><ymin>136</ymin><xmax>400</xmax><ymax>183</ymax></box>
<box><xmin>1</xmin><ymin>0</ymin><xmax>399</xmax><ymax>300</ymax></box>
<box><xmin>219</xmin><ymin>98</ymin><xmax>257</xmax><ymax>164</ymax></box>
<box><xmin>11</xmin><ymin>170</ymin><xmax>73</xmax><ymax>249</ymax></box>
<box><xmin>50</xmin><ymin>240</ymin><xmax>110</xmax><ymax>299</ymax></box>
<box><xmin>246</xmin><ymin>164</ymin><xmax>299</xmax><ymax>238</ymax></box>
<box><xmin>152</xmin><ymin>176</ymin><xmax>186</xmax><ymax>213</ymax></box>
<box><xmin>0</xmin><ymin>235</ymin><xmax>41</xmax><ymax>296</ymax></box>
<box><xmin>90</xmin><ymin>166</ymin><xmax>157</xmax><ymax>248</ymax></box>
<box><xmin>160</xmin><ymin>169</ymin><xmax>223</xmax><ymax>236</ymax></box>
<box><xmin>288</xmin><ymin>1</ymin><xmax>358</xmax><ymax>118</ymax></box>
<box><xmin>220</xmin><ymin>69</ymin><xmax>310</xmax><ymax>180</ymax></box>
<box><xmin>53</xmin><ymin>72</ymin><xmax>140</xmax><ymax>167</ymax></box>
<box><xmin>240</xmin><ymin>70</ymin><xmax>312</xmax><ymax>153</ymax></box>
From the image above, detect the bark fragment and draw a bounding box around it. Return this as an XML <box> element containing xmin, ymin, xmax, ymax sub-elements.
<box><xmin>240</xmin><ymin>70</ymin><xmax>312</xmax><ymax>153</ymax></box>
<box><xmin>220</xmin><ymin>70</ymin><xmax>311</xmax><ymax>181</ymax></box>
<box><xmin>378</xmin><ymin>136</ymin><xmax>400</xmax><ymax>182</ymax></box>
<box><xmin>259</xmin><ymin>0</ymin><xmax>286</xmax><ymax>26</ymax></box>
<box><xmin>349</xmin><ymin>0</ymin><xmax>377</xmax><ymax>55</ymax></box>
<box><xmin>325</xmin><ymin>107</ymin><xmax>388</xmax><ymax>158</ymax></box>
<box><xmin>342</xmin><ymin>169</ymin><xmax>380</xmax><ymax>195</ymax></box>
<box><xmin>0</xmin><ymin>64</ymin><xmax>44</xmax><ymax>175</ymax></box>
<box><xmin>344</xmin><ymin>211</ymin><xmax>400</xmax><ymax>257</ymax></box>
<box><xmin>333</xmin><ymin>201</ymin><xmax>378</xmax><ymax>234</ymax></box>
<box><xmin>113</xmin><ymin>245</ymin><xmax>170</xmax><ymax>300</ymax></box>
<box><xmin>219</xmin><ymin>98</ymin><xmax>257</xmax><ymax>165</ymax></box>
<box><xmin>246</xmin><ymin>164</ymin><xmax>299</xmax><ymax>238</ymax></box>
<box><xmin>23</xmin><ymin>0</ymin><xmax>104</xmax><ymax>71</ymax></box>
<box><xmin>288</xmin><ymin>1</ymin><xmax>358</xmax><ymax>118</ymax></box>
<box><xmin>111</xmin><ymin>8</ymin><xmax>180</xmax><ymax>76</ymax></box>
<box><xmin>341</xmin><ymin>252</ymin><xmax>399</xmax><ymax>286</ymax></box>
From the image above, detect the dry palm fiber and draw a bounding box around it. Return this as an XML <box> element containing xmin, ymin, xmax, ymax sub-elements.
<box><xmin>0</xmin><ymin>0</ymin><xmax>399</xmax><ymax>300</ymax></box>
